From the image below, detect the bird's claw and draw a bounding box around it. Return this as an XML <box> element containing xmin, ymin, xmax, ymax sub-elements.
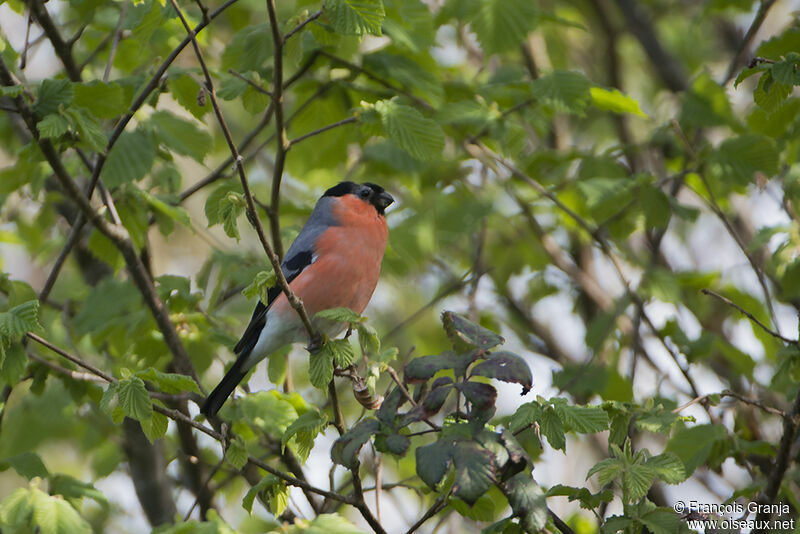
<box><xmin>307</xmin><ymin>334</ymin><xmax>325</xmax><ymax>353</ymax></box>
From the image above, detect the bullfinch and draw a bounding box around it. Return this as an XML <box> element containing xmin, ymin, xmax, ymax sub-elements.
<box><xmin>201</xmin><ymin>181</ymin><xmax>394</xmax><ymax>417</ymax></box>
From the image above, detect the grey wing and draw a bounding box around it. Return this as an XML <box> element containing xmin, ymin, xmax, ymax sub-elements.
<box><xmin>232</xmin><ymin>197</ymin><xmax>338</xmax><ymax>355</ymax></box>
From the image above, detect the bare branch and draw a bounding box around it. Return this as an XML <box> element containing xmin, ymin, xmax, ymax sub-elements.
<box><xmin>227</xmin><ymin>69</ymin><xmax>272</xmax><ymax>96</ymax></box>
<box><xmin>722</xmin><ymin>0</ymin><xmax>778</xmax><ymax>84</ymax></box>
<box><xmin>266</xmin><ymin>0</ymin><xmax>288</xmax><ymax>260</ymax></box>
<box><xmin>701</xmin><ymin>289</ymin><xmax>796</xmax><ymax>345</ymax></box>
<box><xmin>25</xmin><ymin>0</ymin><xmax>82</xmax><ymax>81</ymax></box>
<box><xmin>288</xmin><ymin>116</ymin><xmax>357</xmax><ymax>147</ymax></box>
<box><xmin>283</xmin><ymin>10</ymin><xmax>322</xmax><ymax>43</ymax></box>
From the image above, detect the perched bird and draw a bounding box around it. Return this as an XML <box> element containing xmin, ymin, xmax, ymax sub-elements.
<box><xmin>202</xmin><ymin>181</ymin><xmax>394</xmax><ymax>417</ymax></box>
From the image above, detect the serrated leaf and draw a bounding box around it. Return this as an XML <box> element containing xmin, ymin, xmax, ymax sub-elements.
<box><xmin>0</xmin><ymin>452</ymin><xmax>49</xmax><ymax>480</ymax></box>
<box><xmin>590</xmin><ymin>87</ymin><xmax>647</xmax><ymax>117</ymax></box>
<box><xmin>0</xmin><ymin>488</ymin><xmax>33</xmax><ymax>528</ymax></box>
<box><xmin>242</xmin><ymin>475</ymin><xmax>277</xmax><ymax>514</ymax></box>
<box><xmin>99</xmin><ymin>129</ymin><xmax>156</xmax><ymax>188</ymax></box>
<box><xmin>452</xmin><ymin>443</ymin><xmax>495</xmax><ymax>505</ymax></box>
<box><xmin>150</xmin><ymin>111</ymin><xmax>212</xmax><ymax>163</ymax></box>
<box><xmin>34</xmin><ymin>79</ymin><xmax>73</xmax><ymax>117</ymax></box>
<box><xmin>242</xmin><ymin>270</ymin><xmax>276</xmax><ymax>302</ymax></box>
<box><xmin>541</xmin><ymin>406</ymin><xmax>565</xmax><ymax>451</ymax></box>
<box><xmin>63</xmin><ymin>107</ymin><xmax>106</xmax><ymax>152</ymax></box>
<box><xmin>37</xmin><ymin>114</ymin><xmax>70</xmax><ymax>139</ymax></box>
<box><xmin>422</xmin><ymin>383</ymin><xmax>452</xmax><ymax>414</ymax></box>
<box><xmin>552</xmin><ymin>400</ymin><xmax>610</xmax><ymax>434</ymax></box>
<box><xmin>309</xmin><ymin>348</ymin><xmax>334</xmax><ymax>389</ymax></box>
<box><xmin>383</xmin><ymin>433</ymin><xmax>410</xmax><ymax>456</ymax></box>
<box><xmin>316</xmin><ymin>307</ymin><xmax>362</xmax><ymax>323</ymax></box>
<box><xmin>326</xmin><ymin>339</ymin><xmax>357</xmax><ymax>368</ymax></box>
<box><xmin>331</xmin><ymin>418</ymin><xmax>379</xmax><ymax>468</ymax></box>
<box><xmin>136</xmin><ymin>367</ymin><xmax>200</xmax><ymax>394</ymax></box>
<box><xmin>0</xmin><ymin>299</ymin><xmax>42</xmax><ymax>339</ymax></box>
<box><xmin>469</xmin><ymin>0</ymin><xmax>539</xmax><ymax>55</ymax></box>
<box><xmin>140</xmin><ymin>411</ymin><xmax>168</xmax><ymax>443</ymax></box>
<box><xmin>227</xmin><ymin>436</ymin><xmax>249</xmax><ymax>470</ymax></box>
<box><xmin>116</xmin><ymin>377</ymin><xmax>153</xmax><ymax>422</ymax></box>
<box><xmin>712</xmin><ymin>133</ymin><xmax>778</xmax><ymax>185</ymax></box>
<box><xmin>373</xmin><ymin>99</ymin><xmax>444</xmax><ymax>161</ymax></box>
<box><xmin>587</xmin><ymin>457</ymin><xmax>624</xmax><ymax>486</ymax></box>
<box><xmin>219</xmin><ymin>192</ymin><xmax>245</xmax><ymax>240</ymax></box>
<box><xmin>356</xmin><ymin>323</ymin><xmax>380</xmax><ymax>355</ymax></box>
<box><xmin>470</xmin><ymin>351</ymin><xmax>532</xmax><ymax>394</ymax></box>
<box><xmin>282</xmin><ymin>410</ymin><xmax>327</xmax><ymax>462</ymax></box>
<box><xmin>325</xmin><ymin>0</ymin><xmax>385</xmax><ymax>36</ymax></box>
<box><xmin>31</xmin><ymin>487</ymin><xmax>92</xmax><ymax>534</ymax></box>
<box><xmin>167</xmin><ymin>73</ymin><xmax>208</xmax><ymax>119</ymax></box>
<box><xmin>622</xmin><ymin>462</ymin><xmax>656</xmax><ymax>503</ymax></box>
<box><xmin>531</xmin><ymin>70</ymin><xmax>591</xmax><ymax>114</ymax></box>
<box><xmin>646</xmin><ymin>453</ymin><xmax>687</xmax><ymax>484</ymax></box>
<box><xmin>74</xmin><ymin>81</ymin><xmax>128</xmax><ymax>119</ymax></box>
<box><xmin>503</xmin><ymin>472</ymin><xmax>548</xmax><ymax>532</ymax></box>
<box><xmin>221</xmin><ymin>23</ymin><xmax>272</xmax><ymax>72</ymax></box>
<box><xmin>242</xmin><ymin>84</ymin><xmax>270</xmax><ymax>114</ymax></box>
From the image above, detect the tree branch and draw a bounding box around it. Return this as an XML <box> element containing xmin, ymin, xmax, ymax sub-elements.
<box><xmin>266</xmin><ymin>0</ymin><xmax>288</xmax><ymax>260</ymax></box>
<box><xmin>25</xmin><ymin>0</ymin><xmax>82</xmax><ymax>81</ymax></box>
<box><xmin>722</xmin><ymin>0</ymin><xmax>777</xmax><ymax>84</ymax></box>
<box><xmin>288</xmin><ymin>116</ymin><xmax>357</xmax><ymax>147</ymax></box>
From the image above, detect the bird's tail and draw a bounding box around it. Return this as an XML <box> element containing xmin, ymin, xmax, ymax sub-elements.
<box><xmin>201</xmin><ymin>360</ymin><xmax>248</xmax><ymax>418</ymax></box>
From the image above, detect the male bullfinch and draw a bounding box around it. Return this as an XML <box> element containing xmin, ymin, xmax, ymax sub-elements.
<box><xmin>201</xmin><ymin>182</ymin><xmax>394</xmax><ymax>417</ymax></box>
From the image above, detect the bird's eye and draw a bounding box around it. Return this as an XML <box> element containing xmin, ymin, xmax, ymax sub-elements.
<box><xmin>359</xmin><ymin>188</ymin><xmax>370</xmax><ymax>199</ymax></box>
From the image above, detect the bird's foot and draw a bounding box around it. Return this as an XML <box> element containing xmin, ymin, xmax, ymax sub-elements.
<box><xmin>307</xmin><ymin>333</ymin><xmax>326</xmax><ymax>353</ymax></box>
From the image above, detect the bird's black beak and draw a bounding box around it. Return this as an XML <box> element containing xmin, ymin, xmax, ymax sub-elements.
<box><xmin>376</xmin><ymin>191</ymin><xmax>394</xmax><ymax>211</ymax></box>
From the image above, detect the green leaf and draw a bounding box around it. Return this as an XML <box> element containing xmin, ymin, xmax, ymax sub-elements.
<box><xmin>37</xmin><ymin>114</ymin><xmax>70</xmax><ymax>139</ymax></box>
<box><xmin>227</xmin><ymin>436</ymin><xmax>248</xmax><ymax>470</ymax></box>
<box><xmin>136</xmin><ymin>368</ymin><xmax>200</xmax><ymax>394</ymax></box>
<box><xmin>0</xmin><ymin>299</ymin><xmax>42</xmax><ymax>339</ymax></box>
<box><xmin>587</xmin><ymin>457</ymin><xmax>624</xmax><ymax>486</ymax></box>
<box><xmin>331</xmin><ymin>418</ymin><xmax>380</xmax><ymax>468</ymax></box>
<box><xmin>316</xmin><ymin>307</ymin><xmax>362</xmax><ymax>323</ymax></box>
<box><xmin>415</xmin><ymin>440</ymin><xmax>453</xmax><ymax>488</ymax></box>
<box><xmin>665</xmin><ymin>424</ymin><xmax>727</xmax><ymax>474</ymax></box>
<box><xmin>74</xmin><ymin>81</ymin><xmax>128</xmax><ymax>119</ymax></box>
<box><xmin>590</xmin><ymin>87</ymin><xmax>647</xmax><ymax>117</ymax></box>
<box><xmin>325</xmin><ymin>339</ymin><xmax>357</xmax><ymax>368</ymax></box>
<box><xmin>503</xmin><ymin>472</ymin><xmax>548</xmax><ymax>532</ymax></box>
<box><xmin>646</xmin><ymin>453</ymin><xmax>687</xmax><ymax>484</ymax></box>
<box><xmin>531</xmin><ymin>70</ymin><xmax>592</xmax><ymax>114</ymax></box>
<box><xmin>641</xmin><ymin>184</ymin><xmax>671</xmax><ymax>229</ymax></box>
<box><xmin>63</xmin><ymin>107</ymin><xmax>107</xmax><ymax>152</ymax></box>
<box><xmin>622</xmin><ymin>461</ymin><xmax>656</xmax><ymax>503</ymax></box>
<box><xmin>452</xmin><ymin>443</ymin><xmax>496</xmax><ymax>505</ymax></box>
<box><xmin>242</xmin><ymin>270</ymin><xmax>276</xmax><ymax>302</ymax></box>
<box><xmin>711</xmin><ymin>133</ymin><xmax>779</xmax><ymax>185</ymax></box>
<box><xmin>31</xmin><ymin>487</ymin><xmax>92</xmax><ymax>534</ymax></box>
<box><xmin>459</xmin><ymin>381</ymin><xmax>497</xmax><ymax>410</ymax></box>
<box><xmin>0</xmin><ymin>488</ymin><xmax>34</xmax><ymax>528</ymax></box>
<box><xmin>150</xmin><ymin>111</ymin><xmax>213</xmax><ymax>163</ymax></box>
<box><xmin>309</xmin><ymin>348</ymin><xmax>334</xmax><ymax>389</ymax></box>
<box><xmin>470</xmin><ymin>351</ymin><xmax>532</xmax><ymax>394</ymax></box>
<box><xmin>267</xmin><ymin>346</ymin><xmax>290</xmax><ymax>385</ymax></box>
<box><xmin>99</xmin><ymin>129</ymin><xmax>156</xmax><ymax>188</ymax></box>
<box><xmin>282</xmin><ymin>410</ymin><xmax>328</xmax><ymax>463</ymax></box>
<box><xmin>116</xmin><ymin>377</ymin><xmax>153</xmax><ymax>422</ymax></box>
<box><xmin>34</xmin><ymin>79</ymin><xmax>74</xmax><ymax>117</ymax></box>
<box><xmin>372</xmin><ymin>99</ymin><xmax>444</xmax><ymax>161</ymax></box>
<box><xmin>754</xmin><ymin>70</ymin><xmax>791</xmax><ymax>112</ymax></box>
<box><xmin>167</xmin><ymin>73</ymin><xmax>208</xmax><ymax>119</ymax></box>
<box><xmin>221</xmin><ymin>23</ymin><xmax>272</xmax><ymax>72</ymax></box>
<box><xmin>204</xmin><ymin>182</ymin><xmax>240</xmax><ymax>226</ymax></box>
<box><xmin>301</xmin><ymin>513</ymin><xmax>370</xmax><ymax>533</ymax></box>
<box><xmin>0</xmin><ymin>452</ymin><xmax>49</xmax><ymax>480</ymax></box>
<box><xmin>540</xmin><ymin>406</ymin><xmax>565</xmax><ymax>451</ymax></box>
<box><xmin>49</xmin><ymin>474</ymin><xmax>108</xmax><ymax>509</ymax></box>
<box><xmin>469</xmin><ymin>0</ymin><xmax>539</xmax><ymax>55</ymax></box>
<box><xmin>242</xmin><ymin>474</ymin><xmax>276</xmax><ymax>514</ymax></box>
<box><xmin>140</xmin><ymin>411</ymin><xmax>168</xmax><ymax>443</ymax></box>
<box><xmin>242</xmin><ymin>84</ymin><xmax>270</xmax><ymax>114</ymax></box>
<box><xmin>325</xmin><ymin>0</ymin><xmax>385</xmax><ymax>36</ymax></box>
<box><xmin>442</xmin><ymin>311</ymin><xmax>504</xmax><ymax>351</ymax></box>
<box><xmin>552</xmin><ymin>400</ymin><xmax>610</xmax><ymax>434</ymax></box>
<box><xmin>216</xmin><ymin>191</ymin><xmax>245</xmax><ymax>241</ymax></box>
<box><xmin>356</xmin><ymin>323</ymin><xmax>380</xmax><ymax>355</ymax></box>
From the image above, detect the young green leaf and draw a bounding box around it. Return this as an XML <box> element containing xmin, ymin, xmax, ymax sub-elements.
<box><xmin>316</xmin><ymin>307</ymin><xmax>362</xmax><ymax>323</ymax></box>
<box><xmin>282</xmin><ymin>410</ymin><xmax>328</xmax><ymax>462</ymax></box>
<box><xmin>0</xmin><ymin>452</ymin><xmax>49</xmax><ymax>480</ymax></box>
<box><xmin>98</xmin><ymin>129</ymin><xmax>156</xmax><ymax>188</ymax></box>
<box><xmin>373</xmin><ymin>99</ymin><xmax>444</xmax><ymax>161</ymax></box>
<box><xmin>590</xmin><ymin>87</ymin><xmax>648</xmax><ymax>117</ymax></box>
<box><xmin>325</xmin><ymin>0</ymin><xmax>385</xmax><ymax>36</ymax></box>
<box><xmin>227</xmin><ymin>436</ymin><xmax>249</xmax><ymax>470</ymax></box>
<box><xmin>308</xmin><ymin>348</ymin><xmax>334</xmax><ymax>389</ymax></box>
<box><xmin>135</xmin><ymin>368</ymin><xmax>200</xmax><ymax>394</ymax></box>
<box><xmin>74</xmin><ymin>81</ymin><xmax>128</xmax><ymax>119</ymax></box>
<box><xmin>242</xmin><ymin>270</ymin><xmax>277</xmax><ymax>302</ymax></box>
<box><xmin>149</xmin><ymin>111</ymin><xmax>213</xmax><ymax>163</ymax></box>
<box><xmin>116</xmin><ymin>377</ymin><xmax>153</xmax><ymax>422</ymax></box>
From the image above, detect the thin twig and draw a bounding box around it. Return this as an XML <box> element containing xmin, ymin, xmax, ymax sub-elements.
<box><xmin>26</xmin><ymin>352</ymin><xmax>106</xmax><ymax>383</ymax></box>
<box><xmin>722</xmin><ymin>0</ymin><xmax>777</xmax><ymax>84</ymax></box>
<box><xmin>103</xmin><ymin>0</ymin><xmax>128</xmax><ymax>82</ymax></box>
<box><xmin>673</xmin><ymin>390</ymin><xmax>785</xmax><ymax>418</ymax></box>
<box><xmin>701</xmin><ymin>289</ymin><xmax>796</xmax><ymax>345</ymax></box>
<box><xmin>227</xmin><ymin>69</ymin><xmax>272</xmax><ymax>96</ymax></box>
<box><xmin>26</xmin><ymin>332</ymin><xmax>115</xmax><ymax>382</ymax></box>
<box><xmin>26</xmin><ymin>0</ymin><xmax>82</xmax><ymax>81</ymax></box>
<box><xmin>283</xmin><ymin>9</ymin><xmax>322</xmax><ymax>43</ymax></box>
<box><xmin>183</xmin><ymin>455</ymin><xmax>225</xmax><ymax>521</ymax></box>
<box><xmin>386</xmin><ymin>367</ymin><xmax>440</xmax><ymax>431</ymax></box>
<box><xmin>167</xmin><ymin>0</ymin><xmax>315</xmax><ymax>340</ymax></box>
<box><xmin>267</xmin><ymin>0</ymin><xmax>288</xmax><ymax>260</ymax></box>
<box><xmin>288</xmin><ymin>116</ymin><xmax>357</xmax><ymax>147</ymax></box>
<box><xmin>405</xmin><ymin>493</ymin><xmax>448</xmax><ymax>534</ymax></box>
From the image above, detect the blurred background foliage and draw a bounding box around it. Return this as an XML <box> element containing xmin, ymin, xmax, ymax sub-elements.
<box><xmin>1</xmin><ymin>0</ymin><xmax>800</xmax><ymax>532</ymax></box>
